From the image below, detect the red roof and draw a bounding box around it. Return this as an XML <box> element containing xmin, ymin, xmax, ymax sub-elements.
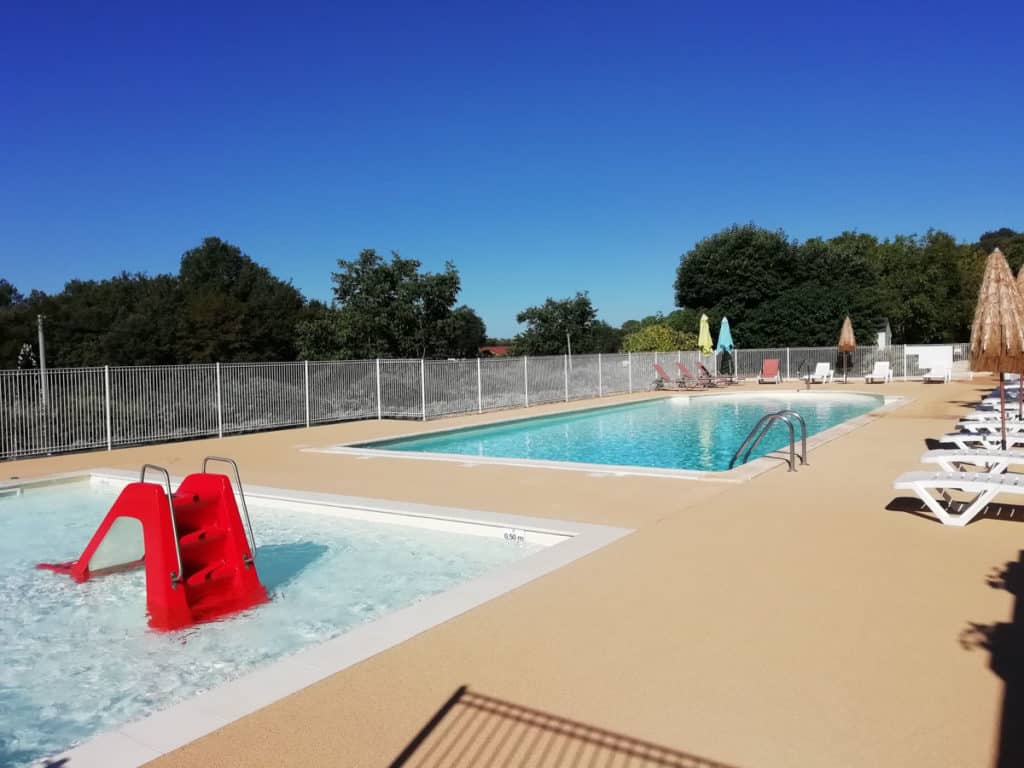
<box><xmin>479</xmin><ymin>345</ymin><xmax>512</xmax><ymax>356</ymax></box>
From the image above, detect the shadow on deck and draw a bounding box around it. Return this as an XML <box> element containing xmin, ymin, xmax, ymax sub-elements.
<box><xmin>961</xmin><ymin>550</ymin><xmax>1024</xmax><ymax>768</ymax></box>
<box><xmin>390</xmin><ymin>686</ymin><xmax>741</xmax><ymax>768</ymax></box>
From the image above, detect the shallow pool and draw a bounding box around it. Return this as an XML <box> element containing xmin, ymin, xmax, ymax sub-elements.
<box><xmin>0</xmin><ymin>482</ymin><xmax>543</xmax><ymax>767</ymax></box>
<box><xmin>359</xmin><ymin>393</ymin><xmax>884</xmax><ymax>471</ymax></box>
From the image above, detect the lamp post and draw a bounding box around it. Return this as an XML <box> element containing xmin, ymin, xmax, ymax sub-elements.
<box><xmin>37</xmin><ymin>314</ymin><xmax>48</xmax><ymax>409</ymax></box>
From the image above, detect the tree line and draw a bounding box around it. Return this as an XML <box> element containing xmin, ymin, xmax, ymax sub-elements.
<box><xmin>673</xmin><ymin>224</ymin><xmax>1024</xmax><ymax>348</ymax></box>
<box><xmin>1</xmin><ymin>226</ymin><xmax>1020</xmax><ymax>368</ymax></box>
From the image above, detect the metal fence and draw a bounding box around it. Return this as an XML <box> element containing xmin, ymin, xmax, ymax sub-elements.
<box><xmin>0</xmin><ymin>343</ymin><xmax>972</xmax><ymax>460</ymax></box>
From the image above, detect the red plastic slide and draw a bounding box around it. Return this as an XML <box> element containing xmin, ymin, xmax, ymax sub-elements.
<box><xmin>38</xmin><ymin>472</ymin><xmax>268</xmax><ymax>630</ymax></box>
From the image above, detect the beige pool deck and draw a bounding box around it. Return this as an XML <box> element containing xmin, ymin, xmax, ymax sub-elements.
<box><xmin>6</xmin><ymin>379</ymin><xmax>1021</xmax><ymax>768</ymax></box>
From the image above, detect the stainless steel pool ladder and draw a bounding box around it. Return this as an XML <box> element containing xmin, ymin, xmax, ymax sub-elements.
<box><xmin>729</xmin><ymin>410</ymin><xmax>808</xmax><ymax>472</ymax></box>
<box><xmin>203</xmin><ymin>456</ymin><xmax>258</xmax><ymax>564</ymax></box>
<box><xmin>139</xmin><ymin>463</ymin><xmax>184</xmax><ymax>588</ymax></box>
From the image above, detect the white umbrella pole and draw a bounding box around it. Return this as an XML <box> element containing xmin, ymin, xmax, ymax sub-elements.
<box><xmin>1001</xmin><ymin>373</ymin><xmax>1007</xmax><ymax>451</ymax></box>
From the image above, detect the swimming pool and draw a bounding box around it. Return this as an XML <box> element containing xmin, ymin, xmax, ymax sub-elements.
<box><xmin>349</xmin><ymin>392</ymin><xmax>887</xmax><ymax>473</ymax></box>
<box><xmin>0</xmin><ymin>475</ymin><xmax>616</xmax><ymax>768</ymax></box>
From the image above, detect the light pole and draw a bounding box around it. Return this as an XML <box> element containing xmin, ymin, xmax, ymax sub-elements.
<box><xmin>37</xmin><ymin>314</ymin><xmax>48</xmax><ymax>409</ymax></box>
<box><xmin>566</xmin><ymin>331</ymin><xmax>572</xmax><ymax>370</ymax></box>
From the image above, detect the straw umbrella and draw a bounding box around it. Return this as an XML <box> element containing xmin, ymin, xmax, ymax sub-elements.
<box><xmin>970</xmin><ymin>248</ymin><xmax>1024</xmax><ymax>449</ymax></box>
<box><xmin>838</xmin><ymin>315</ymin><xmax>856</xmax><ymax>383</ymax></box>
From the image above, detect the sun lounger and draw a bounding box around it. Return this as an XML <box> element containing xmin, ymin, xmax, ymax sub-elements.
<box><xmin>757</xmin><ymin>358</ymin><xmax>781</xmax><ymax>384</ymax></box>
<box><xmin>981</xmin><ymin>394</ymin><xmax>1024</xmax><ymax>408</ymax></box>
<box><xmin>921</xmin><ymin>366</ymin><xmax>950</xmax><ymax>383</ymax></box>
<box><xmin>674</xmin><ymin>362</ymin><xmax>708</xmax><ymax>388</ymax></box>
<box><xmin>805</xmin><ymin>362</ymin><xmax>834</xmax><ymax>384</ymax></box>
<box><xmin>696</xmin><ymin>362</ymin><xmax>732</xmax><ymax>386</ymax></box>
<box><xmin>893</xmin><ymin>470</ymin><xmax>1024</xmax><ymax>526</ymax></box>
<box><xmin>938</xmin><ymin>432</ymin><xmax>1024</xmax><ymax>450</ymax></box>
<box><xmin>956</xmin><ymin>420</ymin><xmax>1024</xmax><ymax>435</ymax></box>
<box><xmin>865</xmin><ymin>361</ymin><xmax>892</xmax><ymax>383</ymax></box>
<box><xmin>920</xmin><ymin>448</ymin><xmax>1024</xmax><ymax>473</ymax></box>
<box><xmin>653</xmin><ymin>363</ymin><xmax>699</xmax><ymax>390</ymax></box>
<box><xmin>960</xmin><ymin>409</ymin><xmax>1023</xmax><ymax>422</ymax></box>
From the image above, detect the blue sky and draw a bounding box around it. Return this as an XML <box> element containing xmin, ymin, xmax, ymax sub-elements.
<box><xmin>2</xmin><ymin>1</ymin><xmax>1022</xmax><ymax>337</ymax></box>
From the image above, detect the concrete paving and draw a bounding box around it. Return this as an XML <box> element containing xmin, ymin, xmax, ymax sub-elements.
<box><xmin>5</xmin><ymin>379</ymin><xmax>1018</xmax><ymax>768</ymax></box>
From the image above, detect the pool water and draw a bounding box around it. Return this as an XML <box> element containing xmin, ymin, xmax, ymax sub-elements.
<box><xmin>362</xmin><ymin>393</ymin><xmax>884</xmax><ymax>471</ymax></box>
<box><xmin>0</xmin><ymin>482</ymin><xmax>543</xmax><ymax>767</ymax></box>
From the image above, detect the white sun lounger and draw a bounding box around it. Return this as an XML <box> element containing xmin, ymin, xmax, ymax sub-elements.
<box><xmin>865</xmin><ymin>361</ymin><xmax>892</xmax><ymax>383</ymax></box>
<box><xmin>805</xmin><ymin>362</ymin><xmax>834</xmax><ymax>384</ymax></box>
<box><xmin>961</xmin><ymin>410</ymin><xmax>1023</xmax><ymax>422</ymax></box>
<box><xmin>893</xmin><ymin>470</ymin><xmax>1024</xmax><ymax>526</ymax></box>
<box><xmin>938</xmin><ymin>432</ymin><xmax>1024</xmax><ymax>450</ymax></box>
<box><xmin>921</xmin><ymin>448</ymin><xmax>1024</xmax><ymax>473</ymax></box>
<box><xmin>956</xmin><ymin>420</ymin><xmax>1024</xmax><ymax>435</ymax></box>
<box><xmin>922</xmin><ymin>367</ymin><xmax>951</xmax><ymax>383</ymax></box>
<box><xmin>981</xmin><ymin>395</ymin><xmax>1024</xmax><ymax>408</ymax></box>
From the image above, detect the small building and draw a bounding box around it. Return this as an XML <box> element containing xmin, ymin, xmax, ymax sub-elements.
<box><xmin>876</xmin><ymin>319</ymin><xmax>892</xmax><ymax>350</ymax></box>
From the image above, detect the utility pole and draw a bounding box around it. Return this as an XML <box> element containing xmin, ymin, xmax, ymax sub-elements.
<box><xmin>566</xmin><ymin>332</ymin><xmax>572</xmax><ymax>370</ymax></box>
<box><xmin>37</xmin><ymin>314</ymin><xmax>48</xmax><ymax>409</ymax></box>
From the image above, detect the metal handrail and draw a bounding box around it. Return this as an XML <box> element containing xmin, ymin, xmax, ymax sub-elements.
<box><xmin>203</xmin><ymin>456</ymin><xmax>257</xmax><ymax>561</ymax></box>
<box><xmin>729</xmin><ymin>413</ymin><xmax>787</xmax><ymax>470</ymax></box>
<box><xmin>775</xmin><ymin>409</ymin><xmax>808</xmax><ymax>466</ymax></box>
<box><xmin>139</xmin><ymin>463</ymin><xmax>184</xmax><ymax>586</ymax></box>
<box><xmin>729</xmin><ymin>410</ymin><xmax>807</xmax><ymax>472</ymax></box>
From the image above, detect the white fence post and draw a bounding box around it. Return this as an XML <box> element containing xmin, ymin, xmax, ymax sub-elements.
<box><xmin>786</xmin><ymin>348</ymin><xmax>791</xmax><ymax>381</ymax></box>
<box><xmin>375</xmin><ymin>358</ymin><xmax>382</xmax><ymax>420</ymax></box>
<box><xmin>598</xmin><ymin>353</ymin><xmax>603</xmax><ymax>396</ymax></box>
<box><xmin>477</xmin><ymin>357</ymin><xmax>482</xmax><ymax>413</ymax></box>
<box><xmin>303</xmin><ymin>360</ymin><xmax>310</xmax><ymax>428</ymax></box>
<box><xmin>104</xmin><ymin>365</ymin><xmax>112</xmax><ymax>451</ymax></box>
<box><xmin>420</xmin><ymin>359</ymin><xmax>427</xmax><ymax>421</ymax></box>
<box><xmin>564</xmin><ymin>354</ymin><xmax>569</xmax><ymax>402</ymax></box>
<box><xmin>524</xmin><ymin>356</ymin><xmax>529</xmax><ymax>407</ymax></box>
<box><xmin>215</xmin><ymin>362</ymin><xmax>223</xmax><ymax>439</ymax></box>
<box><xmin>903</xmin><ymin>345</ymin><xmax>908</xmax><ymax>381</ymax></box>
<box><xmin>628</xmin><ymin>352</ymin><xmax>633</xmax><ymax>393</ymax></box>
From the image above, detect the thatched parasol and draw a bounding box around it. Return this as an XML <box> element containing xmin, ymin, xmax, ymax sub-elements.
<box><xmin>838</xmin><ymin>315</ymin><xmax>856</xmax><ymax>383</ymax></box>
<box><xmin>970</xmin><ymin>248</ymin><xmax>1024</xmax><ymax>448</ymax></box>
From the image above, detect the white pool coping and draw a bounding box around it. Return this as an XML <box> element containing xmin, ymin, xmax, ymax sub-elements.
<box><xmin>1</xmin><ymin>470</ymin><xmax>631</xmax><ymax>768</ymax></box>
<box><xmin>308</xmin><ymin>390</ymin><xmax>909</xmax><ymax>483</ymax></box>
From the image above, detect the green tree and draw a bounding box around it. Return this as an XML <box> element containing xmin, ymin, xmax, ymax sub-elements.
<box><xmin>979</xmin><ymin>228</ymin><xmax>1024</xmax><ymax>273</ymax></box>
<box><xmin>870</xmin><ymin>230</ymin><xmax>970</xmax><ymax>343</ymax></box>
<box><xmin>590</xmin><ymin>320</ymin><xmax>624</xmax><ymax>353</ymax></box>
<box><xmin>675</xmin><ymin>224</ymin><xmax>798</xmax><ymax>346</ymax></box>
<box><xmin>177</xmin><ymin>237</ymin><xmax>304</xmax><ymax>362</ymax></box>
<box><xmin>513</xmin><ymin>292</ymin><xmax>611</xmax><ymax>355</ymax></box>
<box><xmin>0</xmin><ymin>279</ymin><xmax>23</xmax><ymax>307</ymax></box>
<box><xmin>331</xmin><ymin>249</ymin><xmax>470</xmax><ymax>358</ymax></box>
<box><xmin>294</xmin><ymin>301</ymin><xmax>343</xmax><ymax>360</ymax></box>
<box><xmin>664</xmin><ymin>308</ymin><xmax>700</xmax><ymax>334</ymax></box>
<box><xmin>622</xmin><ymin>324</ymin><xmax>697</xmax><ymax>352</ymax></box>
<box><xmin>444</xmin><ymin>305</ymin><xmax>488</xmax><ymax>358</ymax></box>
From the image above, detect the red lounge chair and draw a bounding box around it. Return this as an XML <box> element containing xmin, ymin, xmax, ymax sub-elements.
<box><xmin>676</xmin><ymin>362</ymin><xmax>710</xmax><ymax>388</ymax></box>
<box><xmin>758</xmin><ymin>358</ymin><xmax>782</xmax><ymax>384</ymax></box>
<box><xmin>654</xmin><ymin>363</ymin><xmax>700</xmax><ymax>390</ymax></box>
<box><xmin>697</xmin><ymin>361</ymin><xmax>734</xmax><ymax>386</ymax></box>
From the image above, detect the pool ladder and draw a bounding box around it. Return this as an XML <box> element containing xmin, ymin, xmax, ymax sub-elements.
<box><xmin>729</xmin><ymin>410</ymin><xmax>808</xmax><ymax>472</ymax></box>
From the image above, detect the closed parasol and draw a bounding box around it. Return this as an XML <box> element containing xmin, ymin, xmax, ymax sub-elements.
<box><xmin>970</xmin><ymin>248</ymin><xmax>1024</xmax><ymax>449</ymax></box>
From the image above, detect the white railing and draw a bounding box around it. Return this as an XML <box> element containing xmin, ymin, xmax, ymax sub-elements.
<box><xmin>0</xmin><ymin>343</ymin><xmax>972</xmax><ymax>460</ymax></box>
